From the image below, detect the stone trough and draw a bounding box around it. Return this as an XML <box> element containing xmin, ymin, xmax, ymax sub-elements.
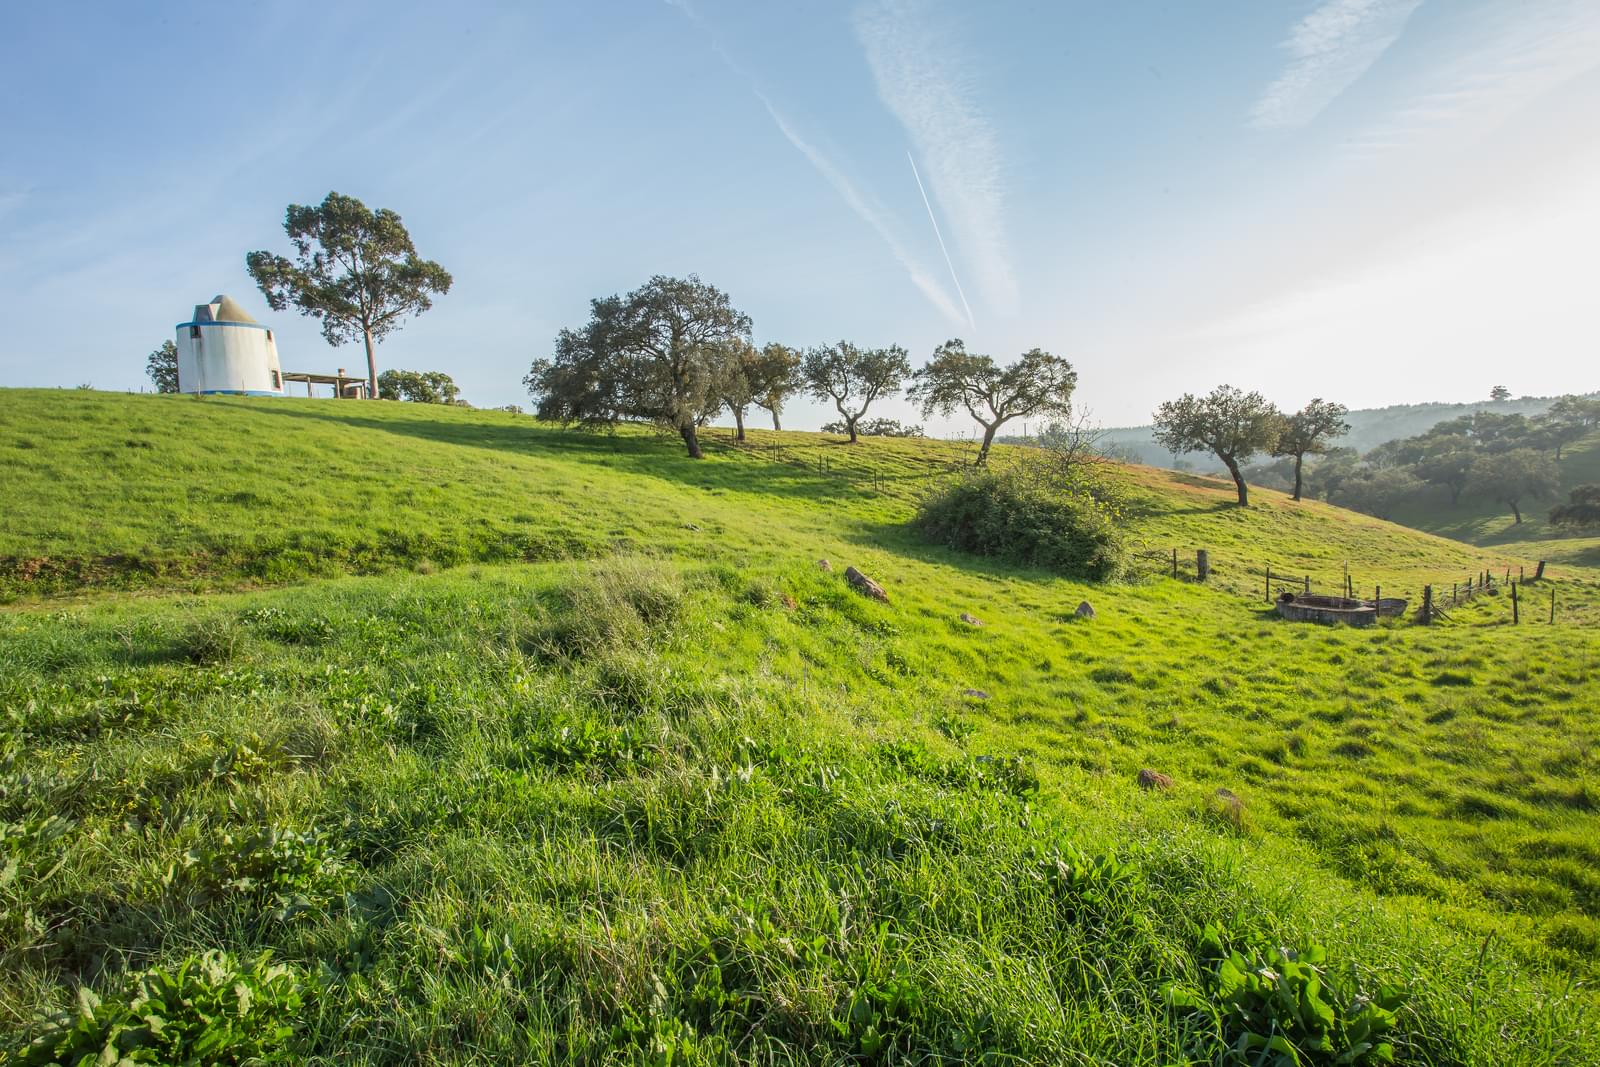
<box><xmin>1275</xmin><ymin>592</ymin><xmax>1377</xmax><ymax>626</ymax></box>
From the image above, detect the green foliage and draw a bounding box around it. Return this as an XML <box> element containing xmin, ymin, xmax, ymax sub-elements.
<box><xmin>800</xmin><ymin>341</ymin><xmax>913</xmax><ymax>443</ymax></box>
<box><xmin>1550</xmin><ymin>484</ymin><xmax>1600</xmax><ymax>529</ymax></box>
<box><xmin>1166</xmin><ymin>924</ymin><xmax>1405</xmax><ymax>1066</ymax></box>
<box><xmin>145</xmin><ymin>339</ymin><xmax>178</xmax><ymax>394</ymax></box>
<box><xmin>15</xmin><ymin>952</ymin><xmax>307</xmax><ymax>1065</ymax></box>
<box><xmin>1466</xmin><ymin>448</ymin><xmax>1559</xmax><ymax>523</ymax></box>
<box><xmin>909</xmin><ymin>339</ymin><xmax>1077</xmax><ymax>464</ymax></box>
<box><xmin>173</xmin><ymin>826</ymin><xmax>351</xmax><ymax>921</ymax></box>
<box><xmin>245</xmin><ymin>191</ymin><xmax>452</xmax><ymax>392</ymax></box>
<box><xmin>1153</xmin><ymin>385</ymin><xmax>1282</xmax><ymax>505</ymax></box>
<box><xmin>525</xmin><ymin>274</ymin><xmax>752</xmax><ymax>458</ymax></box>
<box><xmin>913</xmin><ymin>468</ymin><xmax>1125</xmax><ymax>580</ymax></box>
<box><xmin>376</xmin><ymin>368</ymin><xmax>460</xmax><ymax>404</ymax></box>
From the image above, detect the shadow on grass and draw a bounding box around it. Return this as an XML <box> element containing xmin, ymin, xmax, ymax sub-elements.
<box><xmin>242</xmin><ymin>404</ymin><xmax>933</xmax><ymax>507</ymax></box>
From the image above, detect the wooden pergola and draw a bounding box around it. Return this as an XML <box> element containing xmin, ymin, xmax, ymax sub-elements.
<box><xmin>281</xmin><ymin>369</ymin><xmax>369</xmax><ymax>398</ymax></box>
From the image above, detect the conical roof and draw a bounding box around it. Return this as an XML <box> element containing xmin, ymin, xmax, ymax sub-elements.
<box><xmin>210</xmin><ymin>294</ymin><xmax>259</xmax><ymax>324</ymax></box>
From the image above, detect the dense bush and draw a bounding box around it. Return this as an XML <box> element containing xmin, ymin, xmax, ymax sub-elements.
<box><xmin>913</xmin><ymin>469</ymin><xmax>1125</xmax><ymax>580</ymax></box>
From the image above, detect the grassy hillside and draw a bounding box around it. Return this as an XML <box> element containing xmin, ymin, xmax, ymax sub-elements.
<box><xmin>3</xmin><ymin>390</ymin><xmax>1598</xmax><ymax>1064</ymax></box>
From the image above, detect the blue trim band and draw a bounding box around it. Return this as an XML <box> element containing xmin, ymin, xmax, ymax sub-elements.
<box><xmin>196</xmin><ymin>389</ymin><xmax>282</xmax><ymax>397</ymax></box>
<box><xmin>175</xmin><ymin>320</ymin><xmax>272</xmax><ymax>331</ymax></box>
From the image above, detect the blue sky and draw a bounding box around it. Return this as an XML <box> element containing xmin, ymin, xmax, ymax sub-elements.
<box><xmin>1</xmin><ymin>0</ymin><xmax>1596</xmax><ymax>433</ymax></box>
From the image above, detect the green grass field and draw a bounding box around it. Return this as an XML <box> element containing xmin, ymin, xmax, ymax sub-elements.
<box><xmin>3</xmin><ymin>390</ymin><xmax>1598</xmax><ymax>1064</ymax></box>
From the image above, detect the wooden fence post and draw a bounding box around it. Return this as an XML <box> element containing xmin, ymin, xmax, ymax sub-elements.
<box><xmin>1197</xmin><ymin>550</ymin><xmax>1210</xmax><ymax>582</ymax></box>
<box><xmin>1303</xmin><ymin>575</ymin><xmax>1311</xmax><ymax>594</ymax></box>
<box><xmin>1534</xmin><ymin>560</ymin><xmax>1546</xmax><ymax>581</ymax></box>
<box><xmin>1422</xmin><ymin>585</ymin><xmax>1432</xmax><ymax>625</ymax></box>
<box><xmin>1511</xmin><ymin>581</ymin><xmax>1519</xmax><ymax>625</ymax></box>
<box><xmin>1171</xmin><ymin>548</ymin><xmax>1178</xmax><ymax>579</ymax></box>
<box><xmin>1550</xmin><ymin>586</ymin><xmax>1556</xmax><ymax>624</ymax></box>
<box><xmin>1375</xmin><ymin>584</ymin><xmax>1381</xmax><ymax>611</ymax></box>
<box><xmin>1266</xmin><ymin>565</ymin><xmax>1273</xmax><ymax>603</ymax></box>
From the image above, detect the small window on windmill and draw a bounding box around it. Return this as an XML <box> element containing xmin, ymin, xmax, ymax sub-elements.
<box><xmin>271</xmin><ymin>370</ymin><xmax>281</xmax><ymax>389</ymax></box>
<box><xmin>190</xmin><ymin>325</ymin><xmax>201</xmax><ymax>339</ymax></box>
<box><xmin>266</xmin><ymin>329</ymin><xmax>273</xmax><ymax>342</ymax></box>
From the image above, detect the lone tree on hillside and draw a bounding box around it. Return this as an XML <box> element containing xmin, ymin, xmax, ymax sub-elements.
<box><xmin>377</xmin><ymin>369</ymin><xmax>460</xmax><ymax>405</ymax></box>
<box><xmin>752</xmin><ymin>343</ymin><xmax>802</xmax><ymax>431</ymax></box>
<box><xmin>1467</xmin><ymin>448</ymin><xmax>1558</xmax><ymax>524</ymax></box>
<box><xmin>246</xmin><ymin>191</ymin><xmax>452</xmax><ymax>400</ymax></box>
<box><xmin>908</xmin><ymin>340</ymin><xmax>1077</xmax><ymax>466</ymax></box>
<box><xmin>1151</xmin><ymin>385</ymin><xmax>1281</xmax><ymax>506</ymax></box>
<box><xmin>146</xmin><ymin>340</ymin><xmax>179</xmax><ymax>393</ymax></box>
<box><xmin>1550</xmin><ymin>485</ymin><xmax>1600</xmax><ymax>529</ymax></box>
<box><xmin>1489</xmin><ymin>385</ymin><xmax>1512</xmax><ymax>402</ymax></box>
<box><xmin>525</xmin><ymin>274</ymin><xmax>750</xmax><ymax>459</ymax></box>
<box><xmin>801</xmin><ymin>342</ymin><xmax>912</xmax><ymax>443</ymax></box>
<box><xmin>716</xmin><ymin>340</ymin><xmax>801</xmax><ymax>440</ymax></box>
<box><xmin>1270</xmin><ymin>398</ymin><xmax>1349</xmax><ymax>501</ymax></box>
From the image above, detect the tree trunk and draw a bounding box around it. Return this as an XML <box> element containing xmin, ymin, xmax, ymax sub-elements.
<box><xmin>1221</xmin><ymin>455</ymin><xmax>1249</xmax><ymax>506</ymax></box>
<box><xmin>770</xmin><ymin>408</ymin><xmax>781</xmax><ymax>431</ymax></box>
<box><xmin>733</xmin><ymin>406</ymin><xmax>746</xmax><ymax>442</ymax></box>
<box><xmin>1291</xmin><ymin>454</ymin><xmax>1304</xmax><ymax>501</ymax></box>
<box><xmin>362</xmin><ymin>328</ymin><xmax>378</xmax><ymax>399</ymax></box>
<box><xmin>975</xmin><ymin>423</ymin><xmax>998</xmax><ymax>466</ymax></box>
<box><xmin>847</xmin><ymin>419</ymin><xmax>858</xmax><ymax>443</ymax></box>
<box><xmin>1510</xmin><ymin>500</ymin><xmax>1522</xmax><ymax>524</ymax></box>
<box><xmin>680</xmin><ymin>423</ymin><xmax>704</xmax><ymax>459</ymax></box>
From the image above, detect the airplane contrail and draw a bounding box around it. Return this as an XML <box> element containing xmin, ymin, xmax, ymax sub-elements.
<box><xmin>907</xmin><ymin>150</ymin><xmax>975</xmax><ymax>330</ymax></box>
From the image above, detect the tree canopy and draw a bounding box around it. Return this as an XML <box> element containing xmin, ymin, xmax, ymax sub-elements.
<box><xmin>246</xmin><ymin>191</ymin><xmax>452</xmax><ymax>400</ymax></box>
<box><xmin>146</xmin><ymin>340</ymin><xmax>179</xmax><ymax>394</ymax></box>
<box><xmin>378</xmin><ymin>369</ymin><xmax>460</xmax><ymax>404</ymax></box>
<box><xmin>1467</xmin><ymin>448</ymin><xmax>1558</xmax><ymax>524</ymax></box>
<box><xmin>1270</xmin><ymin>398</ymin><xmax>1348</xmax><ymax>500</ymax></box>
<box><xmin>750</xmin><ymin>343</ymin><xmax>802</xmax><ymax>432</ymax></box>
<box><xmin>1550</xmin><ymin>485</ymin><xmax>1600</xmax><ymax>529</ymax></box>
<box><xmin>1151</xmin><ymin>385</ymin><xmax>1281</xmax><ymax>506</ymax></box>
<box><xmin>525</xmin><ymin>274</ymin><xmax>751</xmax><ymax>459</ymax></box>
<box><xmin>716</xmin><ymin>340</ymin><xmax>799</xmax><ymax>440</ymax></box>
<box><xmin>909</xmin><ymin>340</ymin><xmax>1077</xmax><ymax>466</ymax></box>
<box><xmin>800</xmin><ymin>342</ymin><xmax>912</xmax><ymax>443</ymax></box>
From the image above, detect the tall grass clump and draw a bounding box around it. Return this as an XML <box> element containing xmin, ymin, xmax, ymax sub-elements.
<box><xmin>525</xmin><ymin>556</ymin><xmax>687</xmax><ymax>659</ymax></box>
<box><xmin>914</xmin><ymin>467</ymin><xmax>1126</xmax><ymax>580</ymax></box>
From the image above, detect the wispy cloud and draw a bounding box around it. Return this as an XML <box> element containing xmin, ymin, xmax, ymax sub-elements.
<box><xmin>759</xmin><ymin>99</ymin><xmax>968</xmax><ymax>327</ymax></box>
<box><xmin>853</xmin><ymin>0</ymin><xmax>1017</xmax><ymax>315</ymax></box>
<box><xmin>1251</xmin><ymin>0</ymin><xmax>1424</xmax><ymax>130</ymax></box>
<box><xmin>1341</xmin><ymin>0</ymin><xmax>1600</xmax><ymax>155</ymax></box>
<box><xmin>662</xmin><ymin>0</ymin><xmax>968</xmax><ymax>327</ymax></box>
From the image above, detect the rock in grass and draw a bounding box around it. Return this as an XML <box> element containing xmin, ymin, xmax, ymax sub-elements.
<box><xmin>962</xmin><ymin>688</ymin><xmax>990</xmax><ymax>700</ymax></box>
<box><xmin>1138</xmin><ymin>768</ymin><xmax>1173</xmax><ymax>791</ymax></box>
<box><xmin>817</xmin><ymin>558</ymin><xmax>832</xmax><ymax>572</ymax></box>
<box><xmin>959</xmin><ymin>612</ymin><xmax>983</xmax><ymax>626</ymax></box>
<box><xmin>1075</xmin><ymin>601</ymin><xmax>1096</xmax><ymax>619</ymax></box>
<box><xmin>845</xmin><ymin>566</ymin><xmax>888</xmax><ymax>602</ymax></box>
<box><xmin>779</xmin><ymin>593</ymin><xmax>797</xmax><ymax>611</ymax></box>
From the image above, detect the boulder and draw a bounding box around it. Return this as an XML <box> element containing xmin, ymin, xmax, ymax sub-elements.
<box><xmin>959</xmin><ymin>612</ymin><xmax>983</xmax><ymax>626</ymax></box>
<box><xmin>962</xmin><ymin>688</ymin><xmax>991</xmax><ymax>700</ymax></box>
<box><xmin>1137</xmin><ymin>769</ymin><xmax>1173</xmax><ymax>791</ymax></box>
<box><xmin>779</xmin><ymin>594</ymin><xmax>798</xmax><ymax>611</ymax></box>
<box><xmin>1074</xmin><ymin>601</ymin><xmax>1096</xmax><ymax>619</ymax></box>
<box><xmin>844</xmin><ymin>566</ymin><xmax>888</xmax><ymax>602</ymax></box>
<box><xmin>816</xmin><ymin>558</ymin><xmax>832</xmax><ymax>572</ymax></box>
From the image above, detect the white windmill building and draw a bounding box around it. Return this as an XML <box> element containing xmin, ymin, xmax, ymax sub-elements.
<box><xmin>175</xmin><ymin>294</ymin><xmax>285</xmax><ymax>396</ymax></box>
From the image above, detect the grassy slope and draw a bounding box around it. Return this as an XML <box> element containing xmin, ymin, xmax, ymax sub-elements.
<box><xmin>3</xmin><ymin>390</ymin><xmax>1598</xmax><ymax>1064</ymax></box>
<box><xmin>1383</xmin><ymin>432</ymin><xmax>1600</xmax><ymax>571</ymax></box>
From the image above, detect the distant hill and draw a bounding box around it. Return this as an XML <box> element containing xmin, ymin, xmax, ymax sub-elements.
<box><xmin>1078</xmin><ymin>394</ymin><xmax>1593</xmax><ymax>471</ymax></box>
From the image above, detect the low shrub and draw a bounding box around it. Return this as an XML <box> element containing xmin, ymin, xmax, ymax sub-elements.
<box><xmin>912</xmin><ymin>470</ymin><xmax>1125</xmax><ymax>580</ymax></box>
